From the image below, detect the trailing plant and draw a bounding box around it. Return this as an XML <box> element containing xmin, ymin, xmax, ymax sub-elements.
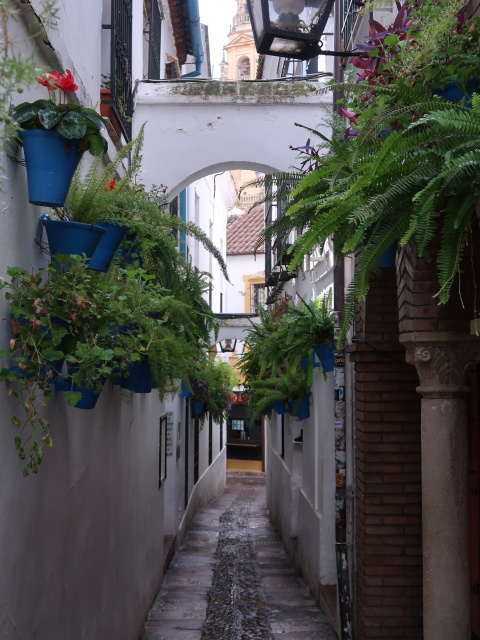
<box><xmin>245</xmin><ymin>362</ymin><xmax>312</xmax><ymax>421</ymax></box>
<box><xmin>54</xmin><ymin>124</ymin><xmax>229</xmax><ymax>284</ymax></box>
<box><xmin>187</xmin><ymin>356</ymin><xmax>235</xmax><ymax>424</ymax></box>
<box><xmin>0</xmin><ymin>258</ymin><xmax>214</xmax><ymax>475</ymax></box>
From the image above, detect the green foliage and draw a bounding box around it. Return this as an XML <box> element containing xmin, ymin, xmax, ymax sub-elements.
<box><xmin>187</xmin><ymin>357</ymin><xmax>235</xmax><ymax>424</ymax></box>
<box><xmin>259</xmin><ymin>0</ymin><xmax>480</xmax><ymax>344</ymax></box>
<box><xmin>239</xmin><ymin>296</ymin><xmax>332</xmax><ymax>419</ymax></box>
<box><xmin>56</xmin><ymin>124</ymin><xmax>230</xmax><ymax>284</ymax></box>
<box><xmin>0</xmin><ymin>258</ymin><xmax>215</xmax><ymax>475</ymax></box>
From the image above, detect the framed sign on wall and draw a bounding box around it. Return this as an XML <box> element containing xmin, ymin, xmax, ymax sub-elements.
<box><xmin>159</xmin><ymin>414</ymin><xmax>167</xmax><ymax>488</ymax></box>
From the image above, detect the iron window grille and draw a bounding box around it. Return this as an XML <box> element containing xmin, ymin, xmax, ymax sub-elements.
<box><xmin>340</xmin><ymin>0</ymin><xmax>359</xmax><ymax>50</ymax></box>
<box><xmin>146</xmin><ymin>0</ymin><xmax>162</xmax><ymax>80</ymax></box>
<box><xmin>250</xmin><ymin>283</ymin><xmax>266</xmax><ymax>313</ymax></box>
<box><xmin>111</xmin><ymin>0</ymin><xmax>133</xmax><ymax>140</ymax></box>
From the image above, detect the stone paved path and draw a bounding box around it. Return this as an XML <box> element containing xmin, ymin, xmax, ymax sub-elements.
<box><xmin>140</xmin><ymin>474</ymin><xmax>337</xmax><ymax>640</ymax></box>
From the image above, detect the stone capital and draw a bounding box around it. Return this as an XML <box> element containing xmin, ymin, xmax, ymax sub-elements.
<box><xmin>405</xmin><ymin>343</ymin><xmax>480</xmax><ymax>397</ymax></box>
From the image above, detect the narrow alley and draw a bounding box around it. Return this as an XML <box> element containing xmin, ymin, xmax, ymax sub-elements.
<box><xmin>140</xmin><ymin>472</ymin><xmax>337</xmax><ymax>640</ymax></box>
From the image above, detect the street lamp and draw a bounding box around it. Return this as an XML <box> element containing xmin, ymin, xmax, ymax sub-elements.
<box><xmin>219</xmin><ymin>339</ymin><xmax>238</xmax><ymax>353</ymax></box>
<box><xmin>246</xmin><ymin>0</ymin><xmax>335</xmax><ymax>60</ymax></box>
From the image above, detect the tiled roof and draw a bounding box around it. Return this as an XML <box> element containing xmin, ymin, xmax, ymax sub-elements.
<box><xmin>227</xmin><ymin>205</ymin><xmax>265</xmax><ymax>255</ymax></box>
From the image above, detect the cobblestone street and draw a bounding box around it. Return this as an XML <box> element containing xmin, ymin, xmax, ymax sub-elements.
<box><xmin>140</xmin><ymin>473</ymin><xmax>337</xmax><ymax>640</ymax></box>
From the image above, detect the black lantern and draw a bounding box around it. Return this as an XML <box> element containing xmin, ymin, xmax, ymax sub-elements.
<box><xmin>219</xmin><ymin>338</ymin><xmax>237</xmax><ymax>353</ymax></box>
<box><xmin>246</xmin><ymin>0</ymin><xmax>335</xmax><ymax>60</ymax></box>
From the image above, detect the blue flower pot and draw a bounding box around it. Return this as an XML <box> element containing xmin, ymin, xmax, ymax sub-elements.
<box><xmin>116</xmin><ymin>233</ymin><xmax>143</xmax><ymax>267</ymax></box>
<box><xmin>179</xmin><ymin>381</ymin><xmax>192</xmax><ymax>398</ymax></box>
<box><xmin>288</xmin><ymin>392</ymin><xmax>311</xmax><ymax>420</ymax></box>
<box><xmin>88</xmin><ymin>222</ymin><xmax>130</xmax><ymax>272</ymax></box>
<box><xmin>120</xmin><ymin>357</ymin><xmax>157</xmax><ymax>393</ymax></box>
<box><xmin>41</xmin><ymin>217</ymin><xmax>106</xmax><ymax>264</ymax></box>
<box><xmin>55</xmin><ymin>365</ymin><xmax>105</xmax><ymax>410</ymax></box>
<box><xmin>377</xmin><ymin>242</ymin><xmax>396</xmax><ymax>267</ymax></box>
<box><xmin>192</xmin><ymin>399</ymin><xmax>205</xmax><ymax>418</ymax></box>
<box><xmin>20</xmin><ymin>130</ymin><xmax>82</xmax><ymax>207</ymax></box>
<box><xmin>301</xmin><ymin>350</ymin><xmax>320</xmax><ymax>370</ymax></box>
<box><xmin>271</xmin><ymin>399</ymin><xmax>289</xmax><ymax>414</ymax></box>
<box><xmin>434</xmin><ymin>78</ymin><xmax>479</xmax><ymax>106</ymax></box>
<box><xmin>314</xmin><ymin>343</ymin><xmax>335</xmax><ymax>373</ymax></box>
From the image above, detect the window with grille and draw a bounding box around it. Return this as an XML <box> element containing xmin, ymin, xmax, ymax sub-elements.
<box><xmin>111</xmin><ymin>0</ymin><xmax>133</xmax><ymax>139</ymax></box>
<box><xmin>340</xmin><ymin>0</ymin><xmax>359</xmax><ymax>49</ymax></box>
<box><xmin>146</xmin><ymin>0</ymin><xmax>162</xmax><ymax>80</ymax></box>
<box><xmin>250</xmin><ymin>283</ymin><xmax>266</xmax><ymax>313</ymax></box>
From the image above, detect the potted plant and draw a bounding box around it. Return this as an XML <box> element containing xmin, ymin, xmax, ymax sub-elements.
<box><xmin>187</xmin><ymin>357</ymin><xmax>235</xmax><ymax>424</ymax></box>
<box><xmin>245</xmin><ymin>363</ymin><xmax>312</xmax><ymax>421</ymax></box>
<box><xmin>0</xmin><ymin>260</ymin><xmax>150</xmax><ymax>473</ymax></box>
<box><xmin>12</xmin><ymin>69</ymin><xmax>107</xmax><ymax>207</ymax></box>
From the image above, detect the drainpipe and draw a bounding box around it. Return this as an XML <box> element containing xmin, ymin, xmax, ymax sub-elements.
<box><xmin>180</xmin><ymin>189</ymin><xmax>187</xmax><ymax>258</ymax></box>
<box><xmin>181</xmin><ymin>0</ymin><xmax>204</xmax><ymax>78</ymax></box>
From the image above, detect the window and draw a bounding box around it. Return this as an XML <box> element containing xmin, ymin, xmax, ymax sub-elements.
<box><xmin>250</xmin><ymin>283</ymin><xmax>266</xmax><ymax>313</ymax></box>
<box><xmin>111</xmin><ymin>0</ymin><xmax>133</xmax><ymax>139</ymax></box>
<box><xmin>340</xmin><ymin>0</ymin><xmax>359</xmax><ymax>49</ymax></box>
<box><xmin>146</xmin><ymin>0</ymin><xmax>162</xmax><ymax>80</ymax></box>
<box><xmin>238</xmin><ymin>57</ymin><xmax>251</xmax><ymax>79</ymax></box>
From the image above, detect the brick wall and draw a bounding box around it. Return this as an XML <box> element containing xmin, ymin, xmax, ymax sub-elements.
<box><xmin>349</xmin><ymin>266</ymin><xmax>423</xmax><ymax>639</ymax></box>
<box><xmin>397</xmin><ymin>238</ymin><xmax>480</xmax><ymax>338</ymax></box>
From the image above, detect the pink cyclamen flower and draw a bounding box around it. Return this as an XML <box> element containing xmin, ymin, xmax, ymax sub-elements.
<box><xmin>35</xmin><ymin>69</ymin><xmax>78</xmax><ymax>92</ymax></box>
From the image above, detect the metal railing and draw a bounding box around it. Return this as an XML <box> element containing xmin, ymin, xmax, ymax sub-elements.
<box><xmin>111</xmin><ymin>0</ymin><xmax>133</xmax><ymax>140</ymax></box>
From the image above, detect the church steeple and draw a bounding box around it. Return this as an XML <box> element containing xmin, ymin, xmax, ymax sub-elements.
<box><xmin>232</xmin><ymin>0</ymin><xmax>250</xmax><ymax>31</ymax></box>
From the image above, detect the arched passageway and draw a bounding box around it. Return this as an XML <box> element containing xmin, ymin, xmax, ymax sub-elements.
<box><xmin>133</xmin><ymin>80</ymin><xmax>331</xmax><ymax>196</ymax></box>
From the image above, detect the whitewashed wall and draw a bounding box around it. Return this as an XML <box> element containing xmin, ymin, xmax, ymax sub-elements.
<box><xmin>0</xmin><ymin>4</ymin><xmax>229</xmax><ymax>640</ymax></box>
<box><xmin>265</xmin><ymin>257</ymin><xmax>337</xmax><ymax>601</ymax></box>
<box><xmin>225</xmin><ymin>253</ymin><xmax>264</xmax><ymax>313</ymax></box>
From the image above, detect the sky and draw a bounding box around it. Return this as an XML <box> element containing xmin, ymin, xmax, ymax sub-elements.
<box><xmin>198</xmin><ymin>0</ymin><xmax>237</xmax><ymax>78</ymax></box>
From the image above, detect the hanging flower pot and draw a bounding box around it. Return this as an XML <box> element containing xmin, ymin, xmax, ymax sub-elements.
<box><xmin>88</xmin><ymin>222</ymin><xmax>129</xmax><ymax>272</ymax></box>
<box><xmin>301</xmin><ymin>350</ymin><xmax>320</xmax><ymax>371</ymax></box>
<box><xmin>433</xmin><ymin>77</ymin><xmax>479</xmax><ymax>106</ymax></box>
<box><xmin>377</xmin><ymin>242</ymin><xmax>396</xmax><ymax>268</ymax></box>
<box><xmin>19</xmin><ymin>130</ymin><xmax>83</xmax><ymax>207</ymax></box>
<box><xmin>179</xmin><ymin>381</ymin><xmax>192</xmax><ymax>398</ymax></box>
<box><xmin>55</xmin><ymin>364</ymin><xmax>106</xmax><ymax>410</ymax></box>
<box><xmin>288</xmin><ymin>392</ymin><xmax>311</xmax><ymax>421</ymax></box>
<box><xmin>192</xmin><ymin>399</ymin><xmax>205</xmax><ymax>418</ymax></box>
<box><xmin>41</xmin><ymin>216</ymin><xmax>106</xmax><ymax>263</ymax></box>
<box><xmin>120</xmin><ymin>357</ymin><xmax>157</xmax><ymax>393</ymax></box>
<box><xmin>271</xmin><ymin>398</ymin><xmax>289</xmax><ymax>414</ymax></box>
<box><xmin>314</xmin><ymin>342</ymin><xmax>335</xmax><ymax>373</ymax></box>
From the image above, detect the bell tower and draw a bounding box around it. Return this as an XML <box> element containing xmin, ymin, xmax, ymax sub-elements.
<box><xmin>220</xmin><ymin>0</ymin><xmax>257</xmax><ymax>81</ymax></box>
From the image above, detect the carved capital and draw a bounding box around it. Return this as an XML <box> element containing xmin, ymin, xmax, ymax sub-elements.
<box><xmin>406</xmin><ymin>344</ymin><xmax>480</xmax><ymax>397</ymax></box>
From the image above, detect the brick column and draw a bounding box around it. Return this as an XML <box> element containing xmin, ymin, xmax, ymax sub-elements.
<box><xmin>406</xmin><ymin>343</ymin><xmax>479</xmax><ymax>640</ymax></box>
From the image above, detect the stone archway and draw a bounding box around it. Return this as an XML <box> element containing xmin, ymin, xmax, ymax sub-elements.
<box><xmin>132</xmin><ymin>80</ymin><xmax>331</xmax><ymax>196</ymax></box>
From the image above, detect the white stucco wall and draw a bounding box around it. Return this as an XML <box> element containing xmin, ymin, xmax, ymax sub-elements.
<box><xmin>0</xmin><ymin>4</ymin><xmax>229</xmax><ymax>640</ymax></box>
<box><xmin>133</xmin><ymin>81</ymin><xmax>332</xmax><ymax>197</ymax></box>
<box><xmin>225</xmin><ymin>253</ymin><xmax>264</xmax><ymax>313</ymax></box>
